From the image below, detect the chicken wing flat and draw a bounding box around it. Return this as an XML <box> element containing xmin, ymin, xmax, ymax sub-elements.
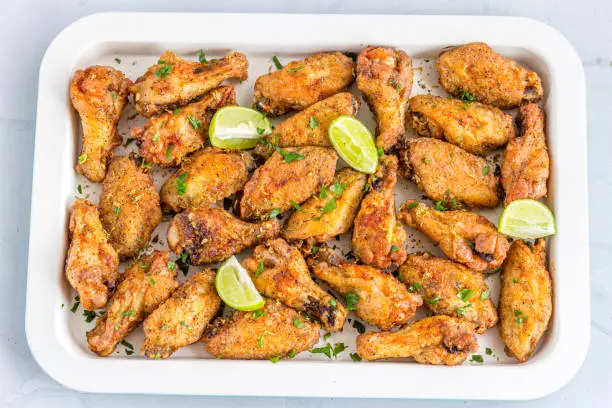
<box><xmin>87</xmin><ymin>251</ymin><xmax>178</xmax><ymax>356</ymax></box>
<box><xmin>131</xmin><ymin>51</ymin><xmax>247</xmax><ymax>117</ymax></box>
<box><xmin>205</xmin><ymin>299</ymin><xmax>320</xmax><ymax>360</ymax></box>
<box><xmin>501</xmin><ymin>104</ymin><xmax>550</xmax><ymax>206</ymax></box>
<box><xmin>98</xmin><ymin>156</ymin><xmax>162</xmax><ymax>258</ymax></box>
<box><xmin>243</xmin><ymin>239</ymin><xmax>347</xmax><ymax>332</ymax></box>
<box><xmin>239</xmin><ymin>147</ymin><xmax>337</xmax><ymax>220</ymax></box>
<box><xmin>407</xmin><ymin>94</ymin><xmax>515</xmax><ymax>155</ymax></box>
<box><xmin>141</xmin><ymin>269</ymin><xmax>221</xmax><ymax>359</ymax></box>
<box><xmin>356</xmin><ymin>315</ymin><xmax>479</xmax><ymax>365</ymax></box>
<box><xmin>253</xmin><ymin>52</ymin><xmax>355</xmax><ymax>116</ymax></box>
<box><xmin>307</xmin><ymin>247</ymin><xmax>422</xmax><ymax>331</ymax></box>
<box><xmin>160</xmin><ymin>148</ymin><xmax>255</xmax><ymax>213</ymax></box>
<box><xmin>65</xmin><ymin>198</ymin><xmax>119</xmax><ymax>311</ymax></box>
<box><xmin>352</xmin><ymin>155</ymin><xmax>407</xmax><ymax>269</ymax></box>
<box><xmin>402</xmin><ymin>137</ymin><xmax>501</xmax><ymax>208</ymax></box>
<box><xmin>70</xmin><ymin>65</ymin><xmax>132</xmax><ymax>182</ymax></box>
<box><xmin>436</xmin><ymin>42</ymin><xmax>543</xmax><ymax>109</ymax></box>
<box><xmin>131</xmin><ymin>85</ymin><xmax>236</xmax><ymax>167</ymax></box>
<box><xmin>399</xmin><ymin>253</ymin><xmax>497</xmax><ymax>333</ymax></box>
<box><xmin>499</xmin><ymin>239</ymin><xmax>552</xmax><ymax>362</ymax></box>
<box><xmin>167</xmin><ymin>204</ymin><xmax>280</xmax><ymax>265</ymax></box>
<box><xmin>357</xmin><ymin>47</ymin><xmax>413</xmax><ymax>152</ymax></box>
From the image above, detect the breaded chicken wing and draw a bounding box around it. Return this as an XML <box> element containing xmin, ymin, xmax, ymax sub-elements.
<box><xmin>65</xmin><ymin>198</ymin><xmax>119</xmax><ymax>311</ymax></box>
<box><xmin>436</xmin><ymin>42</ymin><xmax>543</xmax><ymax>109</ymax></box>
<box><xmin>70</xmin><ymin>65</ymin><xmax>132</xmax><ymax>182</ymax></box>
<box><xmin>243</xmin><ymin>239</ymin><xmax>347</xmax><ymax>332</ymax></box>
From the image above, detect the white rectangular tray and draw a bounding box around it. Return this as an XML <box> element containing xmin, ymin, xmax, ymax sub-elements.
<box><xmin>26</xmin><ymin>13</ymin><xmax>589</xmax><ymax>399</ymax></box>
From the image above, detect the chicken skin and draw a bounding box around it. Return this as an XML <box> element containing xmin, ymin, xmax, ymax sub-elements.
<box><xmin>402</xmin><ymin>138</ymin><xmax>501</xmax><ymax>208</ymax></box>
<box><xmin>436</xmin><ymin>42</ymin><xmax>543</xmax><ymax>109</ymax></box>
<box><xmin>204</xmin><ymin>299</ymin><xmax>320</xmax><ymax>360</ymax></box>
<box><xmin>131</xmin><ymin>51</ymin><xmax>247</xmax><ymax>117</ymax></box>
<box><xmin>357</xmin><ymin>47</ymin><xmax>413</xmax><ymax>151</ymax></box>
<box><xmin>356</xmin><ymin>316</ymin><xmax>479</xmax><ymax>365</ymax></box>
<box><xmin>131</xmin><ymin>85</ymin><xmax>236</xmax><ymax>167</ymax></box>
<box><xmin>399</xmin><ymin>253</ymin><xmax>497</xmax><ymax>333</ymax></box>
<box><xmin>160</xmin><ymin>148</ymin><xmax>255</xmax><ymax>213</ymax></box>
<box><xmin>87</xmin><ymin>251</ymin><xmax>178</xmax><ymax>356</ymax></box>
<box><xmin>240</xmin><ymin>147</ymin><xmax>337</xmax><ymax>220</ymax></box>
<box><xmin>501</xmin><ymin>104</ymin><xmax>550</xmax><ymax>206</ymax></box>
<box><xmin>253</xmin><ymin>52</ymin><xmax>355</xmax><ymax>116</ymax></box>
<box><xmin>307</xmin><ymin>247</ymin><xmax>422</xmax><ymax>331</ymax></box>
<box><xmin>407</xmin><ymin>94</ymin><xmax>515</xmax><ymax>155</ymax></box>
<box><xmin>352</xmin><ymin>155</ymin><xmax>407</xmax><ymax>269</ymax></box>
<box><xmin>141</xmin><ymin>269</ymin><xmax>221</xmax><ymax>359</ymax></box>
<box><xmin>65</xmin><ymin>198</ymin><xmax>119</xmax><ymax>311</ymax></box>
<box><xmin>243</xmin><ymin>239</ymin><xmax>347</xmax><ymax>332</ymax></box>
<box><xmin>398</xmin><ymin>201</ymin><xmax>509</xmax><ymax>272</ymax></box>
<box><xmin>70</xmin><ymin>65</ymin><xmax>132</xmax><ymax>182</ymax></box>
<box><xmin>499</xmin><ymin>239</ymin><xmax>552</xmax><ymax>362</ymax></box>
<box><xmin>98</xmin><ymin>156</ymin><xmax>162</xmax><ymax>258</ymax></box>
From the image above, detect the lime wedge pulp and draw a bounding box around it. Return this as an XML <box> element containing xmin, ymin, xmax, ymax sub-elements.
<box><xmin>498</xmin><ymin>199</ymin><xmax>557</xmax><ymax>239</ymax></box>
<box><xmin>215</xmin><ymin>256</ymin><xmax>264</xmax><ymax>311</ymax></box>
<box><xmin>209</xmin><ymin>106</ymin><xmax>272</xmax><ymax>149</ymax></box>
<box><xmin>328</xmin><ymin>116</ymin><xmax>378</xmax><ymax>174</ymax></box>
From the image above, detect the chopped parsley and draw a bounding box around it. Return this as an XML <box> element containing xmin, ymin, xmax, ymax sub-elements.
<box><xmin>470</xmin><ymin>354</ymin><xmax>484</xmax><ymax>363</ymax></box>
<box><xmin>198</xmin><ymin>49</ymin><xmax>208</xmax><ymax>63</ymax></box>
<box><xmin>333</xmin><ymin>342</ymin><xmax>348</xmax><ymax>356</ymax></box>
<box><xmin>352</xmin><ymin>320</ymin><xmax>366</xmax><ymax>334</ymax></box>
<box><xmin>513</xmin><ymin>278</ymin><xmax>519</xmax><ymax>283</ymax></box>
<box><xmin>486</xmin><ymin>347</ymin><xmax>493</xmax><ymax>356</ymax></box>
<box><xmin>175</xmin><ymin>172</ymin><xmax>188</xmax><ymax>196</ymax></box>
<box><xmin>83</xmin><ymin>310</ymin><xmax>97</xmax><ymax>323</ymax></box>
<box><xmin>319</xmin><ymin>185</ymin><xmax>328</xmax><ymax>198</ymax></box>
<box><xmin>253</xmin><ymin>310</ymin><xmax>266</xmax><ymax>319</ymax></box>
<box><xmin>152</xmin><ymin>131</ymin><xmax>160</xmax><ymax>143</ymax></box>
<box><xmin>293</xmin><ymin>317</ymin><xmax>305</xmax><ymax>328</ymax></box>
<box><xmin>272</xmin><ymin>56</ymin><xmax>283</xmax><ymax>69</ymax></box>
<box><xmin>309</xmin><ymin>116</ymin><xmax>319</xmax><ymax>129</ymax></box>
<box><xmin>350</xmin><ymin>353</ymin><xmax>362</xmax><ymax>362</ymax></box>
<box><xmin>427</xmin><ymin>296</ymin><xmax>441</xmax><ymax>304</ymax></box>
<box><xmin>78</xmin><ymin>154</ymin><xmax>87</xmax><ymax>164</ymax></box>
<box><xmin>482</xmin><ymin>166</ymin><xmax>490</xmax><ymax>176</ymax></box>
<box><xmin>480</xmin><ymin>290</ymin><xmax>489</xmax><ymax>301</ymax></box>
<box><xmin>180</xmin><ymin>320</ymin><xmax>192</xmax><ymax>330</ymax></box>
<box><xmin>112</xmin><ymin>92</ymin><xmax>118</xmax><ymax>100</ymax></box>
<box><xmin>270</xmin><ymin>355</ymin><xmax>281</xmax><ymax>363</ymax></box>
<box><xmin>70</xmin><ymin>296</ymin><xmax>80</xmax><ymax>312</ymax></box>
<box><xmin>457</xmin><ymin>288</ymin><xmax>474</xmax><ymax>302</ymax></box>
<box><xmin>114</xmin><ymin>58</ymin><xmax>121</xmax><ymax>64</ymax></box>
<box><xmin>268</xmin><ymin>208</ymin><xmax>281</xmax><ymax>219</ymax></box>
<box><xmin>404</xmin><ymin>201</ymin><xmax>419</xmax><ymax>210</ymax></box>
<box><xmin>254</xmin><ymin>260</ymin><xmax>265</xmax><ymax>278</ymax></box>
<box><xmin>408</xmin><ymin>282</ymin><xmax>422</xmax><ymax>293</ymax></box>
<box><xmin>344</xmin><ymin>291</ymin><xmax>359</xmax><ymax>311</ymax></box>
<box><xmin>287</xmin><ymin>349</ymin><xmax>297</xmax><ymax>358</ymax></box>
<box><xmin>460</xmin><ymin>91</ymin><xmax>475</xmax><ymax>109</ymax></box>
<box><xmin>113</xmin><ymin>207</ymin><xmax>120</xmax><ymax>215</ymax></box>
<box><xmin>257</xmin><ymin>330</ymin><xmax>275</xmax><ymax>348</ymax></box>
<box><xmin>288</xmin><ymin>65</ymin><xmax>304</xmax><ymax>73</ymax></box>
<box><xmin>291</xmin><ymin>200</ymin><xmax>306</xmax><ymax>213</ymax></box>
<box><xmin>320</xmin><ymin>197</ymin><xmax>337</xmax><ymax>213</ymax></box>
<box><xmin>377</xmin><ymin>146</ymin><xmax>384</xmax><ymax>157</ymax></box>
<box><xmin>155</xmin><ymin>60</ymin><xmax>173</xmax><ymax>79</ymax></box>
<box><xmin>173</xmin><ymin>108</ymin><xmax>181</xmax><ymax>115</ymax></box>
<box><xmin>310</xmin><ymin>344</ymin><xmax>332</xmax><ymax>359</ymax></box>
<box><xmin>149</xmin><ymin>277</ymin><xmax>156</xmax><ymax>285</ymax></box>
<box><xmin>424</xmin><ymin>157</ymin><xmax>431</xmax><ymax>164</ymax></box>
<box><xmin>323</xmin><ymin>332</ymin><xmax>332</xmax><ymax>341</ymax></box>
<box><xmin>256</xmin><ymin>127</ymin><xmax>265</xmax><ymax>135</ymax></box>
<box><xmin>329</xmin><ymin>181</ymin><xmax>346</xmax><ymax>196</ymax></box>
<box><xmin>121</xmin><ymin>340</ymin><xmax>134</xmax><ymax>350</ymax></box>
<box><xmin>328</xmin><ymin>298</ymin><xmax>337</xmax><ymax>309</ymax></box>
<box><xmin>77</xmin><ymin>184</ymin><xmax>83</xmax><ymax>194</ymax></box>
<box><xmin>165</xmin><ymin>144</ymin><xmax>173</xmax><ymax>160</ymax></box>
<box><xmin>391</xmin><ymin>245</ymin><xmax>400</xmax><ymax>252</ymax></box>
<box><xmin>167</xmin><ymin>261</ymin><xmax>177</xmax><ymax>270</ymax></box>
<box><xmin>456</xmin><ymin>304</ymin><xmax>471</xmax><ymax>315</ymax></box>
<box><xmin>514</xmin><ymin>310</ymin><xmax>527</xmax><ymax>324</ymax></box>
<box><xmin>187</xmin><ymin>115</ymin><xmax>202</xmax><ymax>130</ymax></box>
<box><xmin>121</xmin><ymin>309</ymin><xmax>135</xmax><ymax>317</ymax></box>
<box><xmin>177</xmin><ymin>252</ymin><xmax>189</xmax><ymax>276</ymax></box>
<box><xmin>280</xmin><ymin>150</ymin><xmax>305</xmax><ymax>163</ymax></box>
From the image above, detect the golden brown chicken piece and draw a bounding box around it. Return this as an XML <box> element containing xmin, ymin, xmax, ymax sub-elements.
<box><xmin>499</xmin><ymin>239</ymin><xmax>552</xmax><ymax>362</ymax></box>
<box><xmin>131</xmin><ymin>85</ymin><xmax>236</xmax><ymax>167</ymax></box>
<box><xmin>131</xmin><ymin>51</ymin><xmax>247</xmax><ymax>117</ymax></box>
<box><xmin>204</xmin><ymin>299</ymin><xmax>320</xmax><ymax>360</ymax></box>
<box><xmin>141</xmin><ymin>269</ymin><xmax>221</xmax><ymax>359</ymax></box>
<box><xmin>65</xmin><ymin>198</ymin><xmax>119</xmax><ymax>311</ymax></box>
<box><xmin>356</xmin><ymin>316</ymin><xmax>479</xmax><ymax>364</ymax></box>
<box><xmin>167</xmin><ymin>204</ymin><xmax>280</xmax><ymax>265</ymax></box>
<box><xmin>98</xmin><ymin>156</ymin><xmax>162</xmax><ymax>258</ymax></box>
<box><xmin>402</xmin><ymin>138</ymin><xmax>501</xmax><ymax>208</ymax></box>
<box><xmin>160</xmin><ymin>148</ymin><xmax>255</xmax><ymax>213</ymax></box>
<box><xmin>398</xmin><ymin>201</ymin><xmax>510</xmax><ymax>272</ymax></box>
<box><xmin>70</xmin><ymin>65</ymin><xmax>132</xmax><ymax>182</ymax></box>
<box><xmin>253</xmin><ymin>52</ymin><xmax>355</xmax><ymax>116</ymax></box>
<box><xmin>399</xmin><ymin>253</ymin><xmax>497</xmax><ymax>333</ymax></box>
<box><xmin>87</xmin><ymin>251</ymin><xmax>178</xmax><ymax>356</ymax></box>
<box><xmin>307</xmin><ymin>247</ymin><xmax>422</xmax><ymax>331</ymax></box>
<box><xmin>243</xmin><ymin>239</ymin><xmax>347</xmax><ymax>332</ymax></box>
<box><xmin>436</xmin><ymin>42</ymin><xmax>543</xmax><ymax>109</ymax></box>
<box><xmin>501</xmin><ymin>104</ymin><xmax>550</xmax><ymax>206</ymax></box>
<box><xmin>407</xmin><ymin>94</ymin><xmax>515</xmax><ymax>155</ymax></box>
<box><xmin>239</xmin><ymin>147</ymin><xmax>337</xmax><ymax>220</ymax></box>
<box><xmin>283</xmin><ymin>168</ymin><xmax>367</xmax><ymax>246</ymax></box>
<box><xmin>352</xmin><ymin>155</ymin><xmax>407</xmax><ymax>269</ymax></box>
<box><xmin>357</xmin><ymin>47</ymin><xmax>413</xmax><ymax>152</ymax></box>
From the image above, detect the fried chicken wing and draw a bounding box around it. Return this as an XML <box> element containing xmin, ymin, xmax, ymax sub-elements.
<box><xmin>141</xmin><ymin>269</ymin><xmax>221</xmax><ymax>359</ymax></box>
<box><xmin>356</xmin><ymin>316</ymin><xmax>478</xmax><ymax>364</ymax></box>
<box><xmin>131</xmin><ymin>85</ymin><xmax>236</xmax><ymax>167</ymax></box>
<box><xmin>501</xmin><ymin>104</ymin><xmax>550</xmax><ymax>206</ymax></box>
<box><xmin>398</xmin><ymin>201</ymin><xmax>510</xmax><ymax>272</ymax></box>
<box><xmin>407</xmin><ymin>94</ymin><xmax>515</xmax><ymax>155</ymax></box>
<box><xmin>131</xmin><ymin>51</ymin><xmax>248</xmax><ymax>117</ymax></box>
<box><xmin>352</xmin><ymin>155</ymin><xmax>407</xmax><ymax>268</ymax></box>
<box><xmin>357</xmin><ymin>47</ymin><xmax>413</xmax><ymax>151</ymax></box>
<box><xmin>65</xmin><ymin>198</ymin><xmax>119</xmax><ymax>311</ymax></box>
<box><xmin>499</xmin><ymin>239</ymin><xmax>552</xmax><ymax>362</ymax></box>
<box><xmin>87</xmin><ymin>251</ymin><xmax>178</xmax><ymax>356</ymax></box>
<box><xmin>399</xmin><ymin>253</ymin><xmax>497</xmax><ymax>333</ymax></box>
<box><xmin>436</xmin><ymin>42</ymin><xmax>543</xmax><ymax>109</ymax></box>
<box><xmin>70</xmin><ymin>66</ymin><xmax>132</xmax><ymax>182</ymax></box>
<box><xmin>243</xmin><ymin>239</ymin><xmax>347</xmax><ymax>332</ymax></box>
<box><xmin>98</xmin><ymin>156</ymin><xmax>162</xmax><ymax>258</ymax></box>
<box><xmin>253</xmin><ymin>52</ymin><xmax>355</xmax><ymax>116</ymax></box>
<box><xmin>307</xmin><ymin>247</ymin><xmax>422</xmax><ymax>331</ymax></box>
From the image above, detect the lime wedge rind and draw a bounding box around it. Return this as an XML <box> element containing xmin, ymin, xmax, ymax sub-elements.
<box><xmin>328</xmin><ymin>116</ymin><xmax>378</xmax><ymax>174</ymax></box>
<box><xmin>498</xmin><ymin>199</ymin><xmax>557</xmax><ymax>239</ymax></box>
<box><xmin>209</xmin><ymin>106</ymin><xmax>272</xmax><ymax>149</ymax></box>
<box><xmin>215</xmin><ymin>256</ymin><xmax>264</xmax><ymax>311</ymax></box>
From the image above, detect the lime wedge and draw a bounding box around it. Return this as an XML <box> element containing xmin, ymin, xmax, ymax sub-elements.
<box><xmin>209</xmin><ymin>106</ymin><xmax>272</xmax><ymax>149</ymax></box>
<box><xmin>328</xmin><ymin>116</ymin><xmax>378</xmax><ymax>174</ymax></box>
<box><xmin>498</xmin><ymin>199</ymin><xmax>557</xmax><ymax>239</ymax></box>
<box><xmin>215</xmin><ymin>256</ymin><xmax>264</xmax><ymax>311</ymax></box>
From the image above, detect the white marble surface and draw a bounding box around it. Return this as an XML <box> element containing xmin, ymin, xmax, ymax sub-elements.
<box><xmin>1</xmin><ymin>0</ymin><xmax>610</xmax><ymax>406</ymax></box>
